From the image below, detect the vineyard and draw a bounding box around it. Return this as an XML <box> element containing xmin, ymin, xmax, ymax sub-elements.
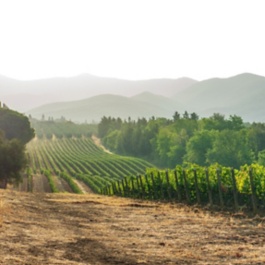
<box><xmin>3</xmin><ymin>120</ymin><xmax>265</xmax><ymax>264</ymax></box>
<box><xmin>24</xmin><ymin>135</ymin><xmax>154</xmax><ymax>193</ymax></box>
<box><xmin>15</xmin><ymin>118</ymin><xmax>265</xmax><ymax>214</ymax></box>
<box><xmin>102</xmin><ymin>164</ymin><xmax>265</xmax><ymax>213</ymax></box>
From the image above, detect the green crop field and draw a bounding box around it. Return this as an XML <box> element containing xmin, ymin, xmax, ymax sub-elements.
<box><xmin>25</xmin><ymin>136</ymin><xmax>154</xmax><ymax>193</ymax></box>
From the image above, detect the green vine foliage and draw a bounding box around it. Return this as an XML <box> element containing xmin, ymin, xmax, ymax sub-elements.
<box><xmin>105</xmin><ymin>163</ymin><xmax>265</xmax><ymax>209</ymax></box>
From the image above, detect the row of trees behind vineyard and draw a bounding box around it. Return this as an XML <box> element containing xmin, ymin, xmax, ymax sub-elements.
<box><xmin>101</xmin><ymin>164</ymin><xmax>265</xmax><ymax>213</ymax></box>
<box><xmin>29</xmin><ymin>118</ymin><xmax>97</xmax><ymax>139</ymax></box>
<box><xmin>98</xmin><ymin>112</ymin><xmax>265</xmax><ymax>169</ymax></box>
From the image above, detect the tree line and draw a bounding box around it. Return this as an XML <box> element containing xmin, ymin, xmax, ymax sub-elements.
<box><xmin>29</xmin><ymin>118</ymin><xmax>97</xmax><ymax>139</ymax></box>
<box><xmin>98</xmin><ymin>112</ymin><xmax>265</xmax><ymax>169</ymax></box>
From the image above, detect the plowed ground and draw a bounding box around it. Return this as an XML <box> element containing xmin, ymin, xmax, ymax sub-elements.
<box><xmin>1</xmin><ymin>190</ymin><xmax>265</xmax><ymax>265</ymax></box>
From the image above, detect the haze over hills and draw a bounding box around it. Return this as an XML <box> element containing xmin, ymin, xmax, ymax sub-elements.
<box><xmin>27</xmin><ymin>94</ymin><xmax>180</xmax><ymax>123</ymax></box>
<box><xmin>174</xmin><ymin>73</ymin><xmax>265</xmax><ymax>121</ymax></box>
<box><xmin>1</xmin><ymin>72</ymin><xmax>265</xmax><ymax>123</ymax></box>
<box><xmin>0</xmin><ymin>74</ymin><xmax>196</xmax><ymax>112</ymax></box>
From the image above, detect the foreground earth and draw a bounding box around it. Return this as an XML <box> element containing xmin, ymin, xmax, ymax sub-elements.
<box><xmin>0</xmin><ymin>190</ymin><xmax>265</xmax><ymax>265</ymax></box>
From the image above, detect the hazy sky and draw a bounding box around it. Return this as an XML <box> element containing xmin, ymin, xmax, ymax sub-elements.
<box><xmin>0</xmin><ymin>0</ymin><xmax>264</xmax><ymax>81</ymax></box>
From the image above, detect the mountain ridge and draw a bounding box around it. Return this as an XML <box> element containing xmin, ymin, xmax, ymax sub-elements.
<box><xmin>173</xmin><ymin>72</ymin><xmax>265</xmax><ymax>122</ymax></box>
<box><xmin>1</xmin><ymin>72</ymin><xmax>265</xmax><ymax>122</ymax></box>
<box><xmin>27</xmin><ymin>93</ymin><xmax>181</xmax><ymax>123</ymax></box>
<box><xmin>0</xmin><ymin>74</ymin><xmax>197</xmax><ymax>112</ymax></box>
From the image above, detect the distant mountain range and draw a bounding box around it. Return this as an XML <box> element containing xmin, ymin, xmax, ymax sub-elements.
<box><xmin>0</xmin><ymin>74</ymin><xmax>196</xmax><ymax>112</ymax></box>
<box><xmin>26</xmin><ymin>93</ymin><xmax>182</xmax><ymax>123</ymax></box>
<box><xmin>174</xmin><ymin>73</ymin><xmax>265</xmax><ymax>122</ymax></box>
<box><xmin>1</xmin><ymin>73</ymin><xmax>265</xmax><ymax>123</ymax></box>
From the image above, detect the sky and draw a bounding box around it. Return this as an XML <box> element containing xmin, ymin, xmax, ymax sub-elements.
<box><xmin>0</xmin><ymin>0</ymin><xmax>264</xmax><ymax>81</ymax></box>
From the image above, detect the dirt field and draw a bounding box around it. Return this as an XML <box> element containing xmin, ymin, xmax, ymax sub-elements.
<box><xmin>1</xmin><ymin>190</ymin><xmax>265</xmax><ymax>265</ymax></box>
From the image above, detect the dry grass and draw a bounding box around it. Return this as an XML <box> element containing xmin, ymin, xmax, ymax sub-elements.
<box><xmin>0</xmin><ymin>192</ymin><xmax>6</xmax><ymax>226</ymax></box>
<box><xmin>1</xmin><ymin>190</ymin><xmax>265</xmax><ymax>264</ymax></box>
<box><xmin>0</xmin><ymin>199</ymin><xmax>3</xmax><ymax>226</ymax></box>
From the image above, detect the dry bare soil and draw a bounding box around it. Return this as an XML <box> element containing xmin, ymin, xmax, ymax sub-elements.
<box><xmin>1</xmin><ymin>190</ymin><xmax>265</xmax><ymax>265</ymax></box>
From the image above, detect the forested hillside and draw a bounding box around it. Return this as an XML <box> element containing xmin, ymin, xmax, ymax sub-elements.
<box><xmin>98</xmin><ymin>111</ymin><xmax>265</xmax><ymax>169</ymax></box>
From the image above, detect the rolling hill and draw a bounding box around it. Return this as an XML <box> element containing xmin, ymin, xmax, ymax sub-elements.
<box><xmin>27</xmin><ymin>93</ymin><xmax>181</xmax><ymax>123</ymax></box>
<box><xmin>2</xmin><ymin>72</ymin><xmax>265</xmax><ymax>122</ymax></box>
<box><xmin>0</xmin><ymin>74</ymin><xmax>196</xmax><ymax>112</ymax></box>
<box><xmin>174</xmin><ymin>73</ymin><xmax>265</xmax><ymax>122</ymax></box>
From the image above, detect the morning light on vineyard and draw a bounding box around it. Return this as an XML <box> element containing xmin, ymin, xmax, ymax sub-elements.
<box><xmin>1</xmin><ymin>1</ymin><xmax>265</xmax><ymax>264</ymax></box>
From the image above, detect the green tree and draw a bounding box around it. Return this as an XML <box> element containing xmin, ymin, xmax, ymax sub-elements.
<box><xmin>0</xmin><ymin>135</ymin><xmax>27</xmax><ymax>188</ymax></box>
<box><xmin>0</xmin><ymin>109</ymin><xmax>34</xmax><ymax>188</ymax></box>
<box><xmin>153</xmin><ymin>128</ymin><xmax>172</xmax><ymax>166</ymax></box>
<box><xmin>206</xmin><ymin>129</ymin><xmax>253</xmax><ymax>168</ymax></box>
<box><xmin>258</xmin><ymin>149</ymin><xmax>265</xmax><ymax>166</ymax></box>
<box><xmin>200</xmin><ymin>113</ymin><xmax>226</xmax><ymax>131</ymax></box>
<box><xmin>184</xmin><ymin>130</ymin><xmax>215</xmax><ymax>166</ymax></box>
<box><xmin>98</xmin><ymin>116</ymin><xmax>111</xmax><ymax>138</ymax></box>
<box><xmin>167</xmin><ymin>129</ymin><xmax>188</xmax><ymax>166</ymax></box>
<box><xmin>183</xmin><ymin>111</ymin><xmax>189</xmax><ymax>119</ymax></box>
<box><xmin>190</xmin><ymin>112</ymin><xmax>199</xmax><ymax>121</ymax></box>
<box><xmin>102</xmin><ymin>130</ymin><xmax>120</xmax><ymax>152</ymax></box>
<box><xmin>173</xmin><ymin>111</ymin><xmax>180</xmax><ymax>122</ymax></box>
<box><xmin>0</xmin><ymin>108</ymin><xmax>35</xmax><ymax>144</ymax></box>
<box><xmin>153</xmin><ymin>127</ymin><xmax>188</xmax><ymax>167</ymax></box>
<box><xmin>117</xmin><ymin>123</ymin><xmax>134</xmax><ymax>154</ymax></box>
<box><xmin>200</xmin><ymin>114</ymin><xmax>244</xmax><ymax>132</ymax></box>
<box><xmin>228</xmin><ymin>115</ymin><xmax>244</xmax><ymax>130</ymax></box>
<box><xmin>248</xmin><ymin>123</ymin><xmax>265</xmax><ymax>159</ymax></box>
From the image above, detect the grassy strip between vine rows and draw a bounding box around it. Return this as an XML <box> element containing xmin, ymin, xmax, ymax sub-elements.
<box><xmin>60</xmin><ymin>172</ymin><xmax>83</xmax><ymax>194</ymax></box>
<box><xmin>41</xmin><ymin>169</ymin><xmax>59</xmax><ymax>193</ymax></box>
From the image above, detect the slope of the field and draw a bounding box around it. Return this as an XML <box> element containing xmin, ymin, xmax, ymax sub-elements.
<box><xmin>26</xmin><ymin>136</ymin><xmax>154</xmax><ymax>193</ymax></box>
<box><xmin>1</xmin><ymin>190</ymin><xmax>265</xmax><ymax>265</ymax></box>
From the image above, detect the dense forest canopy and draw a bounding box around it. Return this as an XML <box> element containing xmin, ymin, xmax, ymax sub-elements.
<box><xmin>0</xmin><ymin>106</ymin><xmax>34</xmax><ymax>188</ymax></box>
<box><xmin>98</xmin><ymin>112</ymin><xmax>265</xmax><ymax>169</ymax></box>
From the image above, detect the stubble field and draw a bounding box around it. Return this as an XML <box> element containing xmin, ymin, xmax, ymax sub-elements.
<box><xmin>1</xmin><ymin>189</ymin><xmax>265</xmax><ymax>265</ymax></box>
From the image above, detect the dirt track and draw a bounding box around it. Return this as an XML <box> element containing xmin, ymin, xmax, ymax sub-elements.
<box><xmin>1</xmin><ymin>190</ymin><xmax>265</xmax><ymax>265</ymax></box>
